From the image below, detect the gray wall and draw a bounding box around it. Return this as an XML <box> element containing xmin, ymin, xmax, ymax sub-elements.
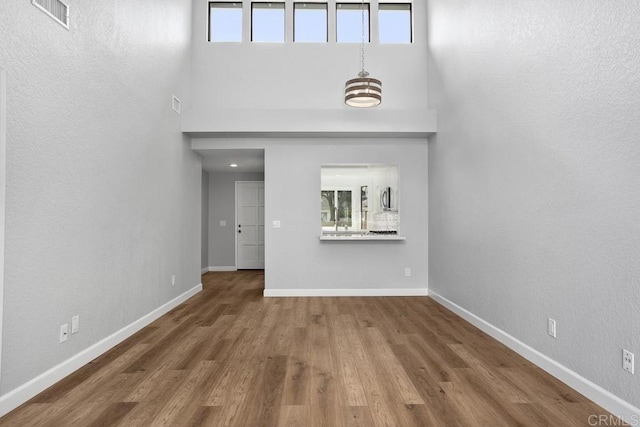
<box><xmin>187</xmin><ymin>0</ymin><xmax>430</xmax><ymax>133</ymax></box>
<box><xmin>208</xmin><ymin>171</ymin><xmax>264</xmax><ymax>269</ymax></box>
<box><xmin>265</xmin><ymin>141</ymin><xmax>428</xmax><ymax>291</ymax></box>
<box><xmin>428</xmin><ymin>0</ymin><xmax>640</xmax><ymax>410</ymax></box>
<box><xmin>0</xmin><ymin>0</ymin><xmax>201</xmax><ymax>394</ymax></box>
<box><xmin>0</xmin><ymin>67</ymin><xmax>6</xmax><ymax>383</ymax></box>
<box><xmin>201</xmin><ymin>171</ymin><xmax>209</xmax><ymax>270</ymax></box>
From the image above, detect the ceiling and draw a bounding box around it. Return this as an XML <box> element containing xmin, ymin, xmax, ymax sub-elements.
<box><xmin>197</xmin><ymin>149</ymin><xmax>265</xmax><ymax>173</ymax></box>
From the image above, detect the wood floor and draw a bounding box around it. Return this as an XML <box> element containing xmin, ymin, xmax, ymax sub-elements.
<box><xmin>1</xmin><ymin>270</ymin><xmax>612</xmax><ymax>426</ymax></box>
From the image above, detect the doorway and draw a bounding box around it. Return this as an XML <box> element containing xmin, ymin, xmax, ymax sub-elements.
<box><xmin>235</xmin><ymin>181</ymin><xmax>265</xmax><ymax>269</ymax></box>
<box><xmin>198</xmin><ymin>149</ymin><xmax>265</xmax><ymax>273</ymax></box>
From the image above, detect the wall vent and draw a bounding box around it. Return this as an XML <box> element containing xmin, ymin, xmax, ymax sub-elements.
<box><xmin>172</xmin><ymin>95</ymin><xmax>182</xmax><ymax>114</ymax></box>
<box><xmin>32</xmin><ymin>0</ymin><xmax>69</xmax><ymax>30</ymax></box>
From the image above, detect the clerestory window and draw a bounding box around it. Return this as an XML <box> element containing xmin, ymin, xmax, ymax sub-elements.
<box><xmin>207</xmin><ymin>1</ymin><xmax>413</xmax><ymax>44</ymax></box>
<box><xmin>294</xmin><ymin>3</ymin><xmax>328</xmax><ymax>43</ymax></box>
<box><xmin>379</xmin><ymin>3</ymin><xmax>412</xmax><ymax>43</ymax></box>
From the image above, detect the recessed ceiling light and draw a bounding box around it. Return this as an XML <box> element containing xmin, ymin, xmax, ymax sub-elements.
<box><xmin>229</xmin><ymin>163</ymin><xmax>238</xmax><ymax>168</ymax></box>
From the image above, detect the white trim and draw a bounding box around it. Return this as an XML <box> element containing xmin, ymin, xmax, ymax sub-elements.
<box><xmin>234</xmin><ymin>182</ymin><xmax>239</xmax><ymax>270</ymax></box>
<box><xmin>429</xmin><ymin>290</ymin><xmax>640</xmax><ymax>423</ymax></box>
<box><xmin>264</xmin><ymin>287</ymin><xmax>428</xmax><ymax>297</ymax></box>
<box><xmin>202</xmin><ymin>266</ymin><xmax>243</xmax><ymax>274</ymax></box>
<box><xmin>31</xmin><ymin>0</ymin><xmax>70</xmax><ymax>30</ymax></box>
<box><xmin>0</xmin><ymin>283</ymin><xmax>203</xmax><ymax>417</ymax></box>
<box><xmin>0</xmin><ymin>66</ymin><xmax>7</xmax><ymax>385</ymax></box>
<box><xmin>207</xmin><ymin>266</ymin><xmax>237</xmax><ymax>272</ymax></box>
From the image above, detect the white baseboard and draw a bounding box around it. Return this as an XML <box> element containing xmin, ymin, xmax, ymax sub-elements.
<box><xmin>264</xmin><ymin>288</ymin><xmax>429</xmax><ymax>297</ymax></box>
<box><xmin>207</xmin><ymin>266</ymin><xmax>237</xmax><ymax>272</ymax></box>
<box><xmin>201</xmin><ymin>267</ymin><xmax>209</xmax><ymax>274</ymax></box>
<box><xmin>0</xmin><ymin>283</ymin><xmax>203</xmax><ymax>417</ymax></box>
<box><xmin>429</xmin><ymin>290</ymin><xmax>640</xmax><ymax>424</ymax></box>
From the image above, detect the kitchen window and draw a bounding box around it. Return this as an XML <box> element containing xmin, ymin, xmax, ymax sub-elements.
<box><xmin>321</xmin><ymin>189</ymin><xmax>353</xmax><ymax>229</ymax></box>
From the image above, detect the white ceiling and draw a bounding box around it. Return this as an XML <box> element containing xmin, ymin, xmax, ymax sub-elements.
<box><xmin>198</xmin><ymin>149</ymin><xmax>265</xmax><ymax>173</ymax></box>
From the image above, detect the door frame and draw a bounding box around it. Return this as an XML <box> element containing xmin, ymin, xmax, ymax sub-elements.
<box><xmin>0</xmin><ymin>66</ymin><xmax>8</xmax><ymax>382</ymax></box>
<box><xmin>234</xmin><ymin>181</ymin><xmax>264</xmax><ymax>270</ymax></box>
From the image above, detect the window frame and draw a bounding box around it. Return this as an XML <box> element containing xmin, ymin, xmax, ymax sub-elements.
<box><xmin>378</xmin><ymin>2</ymin><xmax>413</xmax><ymax>44</ymax></box>
<box><xmin>321</xmin><ymin>188</ymin><xmax>355</xmax><ymax>230</ymax></box>
<box><xmin>251</xmin><ymin>2</ymin><xmax>286</xmax><ymax>43</ymax></box>
<box><xmin>208</xmin><ymin>2</ymin><xmax>244</xmax><ymax>43</ymax></box>
<box><xmin>293</xmin><ymin>2</ymin><xmax>329</xmax><ymax>43</ymax></box>
<box><xmin>336</xmin><ymin>2</ymin><xmax>370</xmax><ymax>44</ymax></box>
<box><xmin>207</xmin><ymin>1</ymin><xmax>416</xmax><ymax>45</ymax></box>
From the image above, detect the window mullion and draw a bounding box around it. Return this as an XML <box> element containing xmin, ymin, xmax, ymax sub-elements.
<box><xmin>243</xmin><ymin>1</ymin><xmax>252</xmax><ymax>42</ymax></box>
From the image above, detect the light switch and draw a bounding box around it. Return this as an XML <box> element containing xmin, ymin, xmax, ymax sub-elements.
<box><xmin>220</xmin><ymin>220</ymin><xmax>227</xmax><ymax>227</ymax></box>
<box><xmin>272</xmin><ymin>220</ymin><xmax>281</xmax><ymax>229</ymax></box>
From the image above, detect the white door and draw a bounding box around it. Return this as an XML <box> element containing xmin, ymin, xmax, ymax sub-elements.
<box><xmin>236</xmin><ymin>181</ymin><xmax>265</xmax><ymax>269</ymax></box>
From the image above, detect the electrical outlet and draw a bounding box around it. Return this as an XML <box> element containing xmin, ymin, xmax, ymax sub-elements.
<box><xmin>71</xmin><ymin>315</ymin><xmax>79</xmax><ymax>334</ymax></box>
<box><xmin>60</xmin><ymin>324</ymin><xmax>69</xmax><ymax>343</ymax></box>
<box><xmin>272</xmin><ymin>220</ymin><xmax>281</xmax><ymax>229</ymax></box>
<box><xmin>623</xmin><ymin>349</ymin><xmax>635</xmax><ymax>374</ymax></box>
<box><xmin>547</xmin><ymin>318</ymin><xmax>557</xmax><ymax>338</ymax></box>
<box><xmin>405</xmin><ymin>268</ymin><xmax>411</xmax><ymax>277</ymax></box>
<box><xmin>171</xmin><ymin>275</ymin><xmax>176</xmax><ymax>286</ymax></box>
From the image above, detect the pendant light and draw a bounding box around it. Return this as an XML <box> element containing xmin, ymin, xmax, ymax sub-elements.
<box><xmin>344</xmin><ymin>0</ymin><xmax>382</xmax><ymax>107</ymax></box>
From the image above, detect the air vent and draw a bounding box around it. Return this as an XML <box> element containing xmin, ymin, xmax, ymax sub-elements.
<box><xmin>172</xmin><ymin>95</ymin><xmax>181</xmax><ymax>114</ymax></box>
<box><xmin>32</xmin><ymin>0</ymin><xmax>69</xmax><ymax>30</ymax></box>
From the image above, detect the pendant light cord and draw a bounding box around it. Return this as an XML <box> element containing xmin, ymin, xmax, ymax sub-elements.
<box><xmin>360</xmin><ymin>0</ymin><xmax>366</xmax><ymax>76</ymax></box>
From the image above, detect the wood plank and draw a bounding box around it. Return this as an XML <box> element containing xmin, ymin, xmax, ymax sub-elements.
<box><xmin>282</xmin><ymin>327</ymin><xmax>312</xmax><ymax>405</ymax></box>
<box><xmin>235</xmin><ymin>355</ymin><xmax>288</xmax><ymax>426</ymax></box>
<box><xmin>148</xmin><ymin>361</ymin><xmax>214</xmax><ymax>425</ymax></box>
<box><xmin>308</xmin><ymin>302</ymin><xmax>343</xmax><ymax>427</ymax></box>
<box><xmin>212</xmin><ymin>365</ymin><xmax>258</xmax><ymax>425</ymax></box>
<box><xmin>448</xmin><ymin>342</ymin><xmax>530</xmax><ymax>404</ymax></box>
<box><xmin>117</xmin><ymin>369</ymin><xmax>189</xmax><ymax>425</ymax></box>
<box><xmin>87</xmin><ymin>402</ymin><xmax>138</xmax><ymax>427</ymax></box>
<box><xmin>364</xmin><ymin>326</ymin><xmax>425</xmax><ymax>405</ymax></box>
<box><xmin>342</xmin><ymin>406</ymin><xmax>375</xmax><ymax>427</ymax></box>
<box><xmin>330</xmin><ymin>315</ymin><xmax>368</xmax><ymax>407</ymax></box>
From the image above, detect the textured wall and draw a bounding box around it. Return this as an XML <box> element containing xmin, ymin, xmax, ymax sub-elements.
<box><xmin>265</xmin><ymin>141</ymin><xmax>428</xmax><ymax>291</ymax></box>
<box><xmin>208</xmin><ymin>171</ymin><xmax>264</xmax><ymax>268</ymax></box>
<box><xmin>0</xmin><ymin>68</ymin><xmax>6</xmax><ymax>383</ymax></box>
<box><xmin>0</xmin><ymin>0</ymin><xmax>200</xmax><ymax>394</ymax></box>
<box><xmin>201</xmin><ymin>171</ymin><xmax>209</xmax><ymax>269</ymax></box>
<box><xmin>428</xmin><ymin>0</ymin><xmax>640</xmax><ymax>409</ymax></box>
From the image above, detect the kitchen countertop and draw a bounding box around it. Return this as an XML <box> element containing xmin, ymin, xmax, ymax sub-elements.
<box><xmin>319</xmin><ymin>232</ymin><xmax>406</xmax><ymax>241</ymax></box>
